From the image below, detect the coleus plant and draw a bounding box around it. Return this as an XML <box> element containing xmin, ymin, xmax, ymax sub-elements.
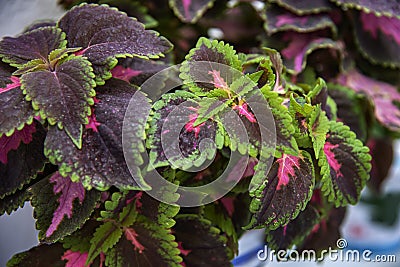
<box><xmin>0</xmin><ymin>1</ymin><xmax>392</xmax><ymax>267</ymax></box>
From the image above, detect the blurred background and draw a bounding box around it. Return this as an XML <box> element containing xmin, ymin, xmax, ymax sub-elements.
<box><xmin>0</xmin><ymin>0</ymin><xmax>399</xmax><ymax>266</ymax></box>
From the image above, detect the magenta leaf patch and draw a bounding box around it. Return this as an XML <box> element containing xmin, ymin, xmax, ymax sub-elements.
<box><xmin>0</xmin><ymin>123</ymin><xmax>36</xmax><ymax>164</ymax></box>
<box><xmin>46</xmin><ymin>172</ymin><xmax>85</xmax><ymax>237</ymax></box>
<box><xmin>245</xmin><ymin>151</ymin><xmax>314</xmax><ymax>230</ymax></box>
<box><xmin>62</xmin><ymin>250</ymin><xmax>89</xmax><ymax>267</ymax></box>
<box><xmin>111</xmin><ymin>65</ymin><xmax>142</xmax><ymax>83</ymax></box>
<box><xmin>337</xmin><ymin>69</ymin><xmax>400</xmax><ymax>131</ymax></box>
<box><xmin>318</xmin><ymin>121</ymin><xmax>371</xmax><ymax>206</ymax></box>
<box><xmin>0</xmin><ymin>121</ymin><xmax>46</xmax><ymax>198</ymax></box>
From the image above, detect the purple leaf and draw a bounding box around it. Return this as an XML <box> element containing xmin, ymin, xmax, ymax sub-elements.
<box><xmin>246</xmin><ymin>151</ymin><xmax>314</xmax><ymax>230</ymax></box>
<box><xmin>169</xmin><ymin>0</ymin><xmax>216</xmax><ymax>23</ymax></box>
<box><xmin>61</xmin><ymin>250</ymin><xmax>90</xmax><ymax>267</ymax></box>
<box><xmin>266</xmin><ymin>204</ymin><xmax>320</xmax><ymax>250</ymax></box>
<box><xmin>0</xmin><ymin>123</ymin><xmax>36</xmax><ymax>164</ymax></box>
<box><xmin>58</xmin><ymin>4</ymin><xmax>172</xmax><ymax>84</ymax></box>
<box><xmin>44</xmin><ymin>79</ymin><xmax>150</xmax><ymax>190</ymax></box>
<box><xmin>281</xmin><ymin>32</ymin><xmax>343</xmax><ymax>74</ymax></box>
<box><xmin>336</xmin><ymin>69</ymin><xmax>400</xmax><ymax>131</ymax></box>
<box><xmin>354</xmin><ymin>11</ymin><xmax>400</xmax><ymax>67</ymax></box>
<box><xmin>264</xmin><ymin>5</ymin><xmax>336</xmax><ymax>36</ymax></box>
<box><xmin>20</xmin><ymin>55</ymin><xmax>95</xmax><ymax>148</ymax></box>
<box><xmin>0</xmin><ymin>62</ymin><xmax>35</xmax><ymax>136</ymax></box>
<box><xmin>124</xmin><ymin>228</ymin><xmax>145</xmax><ymax>253</ymax></box>
<box><xmin>46</xmin><ymin>172</ymin><xmax>85</xmax><ymax>237</ymax></box>
<box><xmin>0</xmin><ymin>27</ymin><xmax>66</xmax><ymax>67</ymax></box>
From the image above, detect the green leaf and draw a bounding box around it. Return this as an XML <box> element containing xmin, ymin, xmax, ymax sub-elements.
<box><xmin>87</xmin><ymin>221</ymin><xmax>123</xmax><ymax>265</ymax></box>
<box><xmin>318</xmin><ymin>121</ymin><xmax>371</xmax><ymax>207</ymax></box>
<box><xmin>308</xmin><ymin>106</ymin><xmax>330</xmax><ymax>159</ymax></box>
<box><xmin>264</xmin><ymin>90</ymin><xmax>299</xmax><ymax>157</ymax></box>
<box><xmin>21</xmin><ymin>55</ymin><xmax>96</xmax><ymax>148</ymax></box>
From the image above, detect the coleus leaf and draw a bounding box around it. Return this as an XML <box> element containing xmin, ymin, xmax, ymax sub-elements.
<box><xmin>0</xmin><ymin>26</ymin><xmax>66</xmax><ymax>67</ymax></box>
<box><xmin>336</xmin><ymin>69</ymin><xmax>400</xmax><ymax>132</ymax></box>
<box><xmin>61</xmin><ymin>219</ymin><xmax>101</xmax><ymax>253</ymax></box>
<box><xmin>0</xmin><ymin>62</ymin><xmax>35</xmax><ymax>137</ymax></box>
<box><xmin>173</xmin><ymin>214</ymin><xmax>233</xmax><ymax>267</ymax></box>
<box><xmin>105</xmin><ymin>215</ymin><xmax>182</xmax><ymax>267</ymax></box>
<box><xmin>0</xmin><ymin>188</ymin><xmax>30</xmax><ymax>216</ymax></box>
<box><xmin>260</xmin><ymin>48</ymin><xmax>283</xmax><ymax>93</ymax></box>
<box><xmin>0</xmin><ymin>122</ymin><xmax>46</xmax><ymax>198</ymax></box>
<box><xmin>180</xmin><ymin>37</ymin><xmax>242</xmax><ymax>94</ymax></box>
<box><xmin>21</xmin><ymin>55</ymin><xmax>96</xmax><ymax>148</ymax></box>
<box><xmin>263</xmin><ymin>5</ymin><xmax>336</xmax><ymax>36</ymax></box>
<box><xmin>6</xmin><ymin>244</ymin><xmax>66</xmax><ymax>267</ymax></box>
<box><xmin>44</xmin><ymin>78</ymin><xmax>150</xmax><ymax>190</ymax></box>
<box><xmin>367</xmin><ymin>138</ymin><xmax>393</xmax><ymax>194</ymax></box>
<box><xmin>298</xmin><ymin>207</ymin><xmax>346</xmax><ymax>255</ymax></box>
<box><xmin>354</xmin><ymin>11</ymin><xmax>400</xmax><ymax>68</ymax></box>
<box><xmin>246</xmin><ymin>150</ymin><xmax>315</xmax><ymax>230</ymax></box>
<box><xmin>169</xmin><ymin>0</ymin><xmax>216</xmax><ymax>23</ymax></box>
<box><xmin>307</xmin><ymin>106</ymin><xmax>330</xmax><ymax>159</ymax></box>
<box><xmin>281</xmin><ymin>33</ymin><xmax>343</xmax><ymax>74</ymax></box>
<box><xmin>263</xmin><ymin>90</ymin><xmax>299</xmax><ymax>157</ymax></box>
<box><xmin>318</xmin><ymin>121</ymin><xmax>371</xmax><ymax>207</ymax></box>
<box><xmin>29</xmin><ymin>173</ymin><xmax>101</xmax><ymax>243</ymax></box>
<box><xmin>327</xmin><ymin>83</ymin><xmax>368</xmax><ymax>140</ymax></box>
<box><xmin>266</xmin><ymin>204</ymin><xmax>320</xmax><ymax>250</ymax></box>
<box><xmin>87</xmin><ymin>221</ymin><xmax>123</xmax><ymax>264</ymax></box>
<box><xmin>58</xmin><ymin>3</ymin><xmax>172</xmax><ymax>84</ymax></box>
<box><xmin>203</xmin><ymin>202</ymin><xmax>239</xmax><ymax>257</ymax></box>
<box><xmin>330</xmin><ymin>0</ymin><xmax>400</xmax><ymax>18</ymax></box>
<box><xmin>267</xmin><ymin>0</ymin><xmax>332</xmax><ymax>15</ymax></box>
<box><xmin>146</xmin><ymin>92</ymin><xmax>218</xmax><ymax>170</ymax></box>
